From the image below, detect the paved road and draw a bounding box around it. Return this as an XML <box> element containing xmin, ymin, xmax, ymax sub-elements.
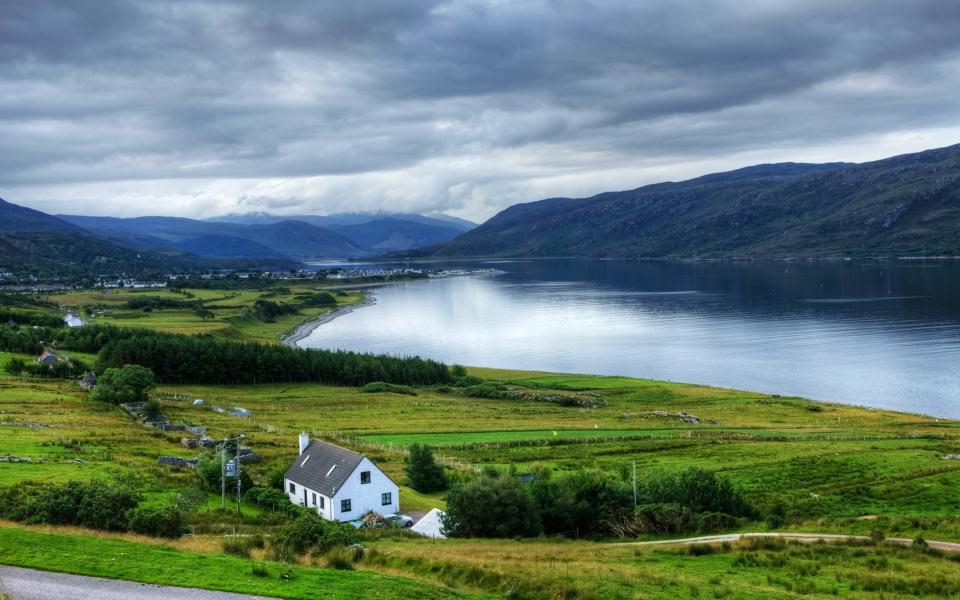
<box><xmin>0</xmin><ymin>566</ymin><xmax>275</xmax><ymax>600</ymax></box>
<box><xmin>613</xmin><ymin>532</ymin><xmax>960</xmax><ymax>552</ymax></box>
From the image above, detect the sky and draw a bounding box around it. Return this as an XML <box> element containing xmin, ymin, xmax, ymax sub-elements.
<box><xmin>3</xmin><ymin>1</ymin><xmax>960</xmax><ymax>223</ymax></box>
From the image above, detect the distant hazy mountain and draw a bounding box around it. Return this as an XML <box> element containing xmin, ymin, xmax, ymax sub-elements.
<box><xmin>58</xmin><ymin>215</ymin><xmax>364</xmax><ymax>260</ymax></box>
<box><xmin>208</xmin><ymin>211</ymin><xmax>475</xmax><ymax>231</ymax></box>
<box><xmin>0</xmin><ymin>198</ymin><xmax>200</xmax><ymax>275</ymax></box>
<box><xmin>206</xmin><ymin>211</ymin><xmax>474</xmax><ymax>253</ymax></box>
<box><xmin>393</xmin><ymin>144</ymin><xmax>960</xmax><ymax>259</ymax></box>
<box><xmin>328</xmin><ymin>217</ymin><xmax>467</xmax><ymax>252</ymax></box>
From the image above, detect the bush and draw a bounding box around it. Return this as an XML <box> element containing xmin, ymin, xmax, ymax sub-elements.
<box><xmin>452</xmin><ymin>375</ymin><xmax>483</xmax><ymax>387</ymax></box>
<box><xmin>361</xmin><ymin>381</ymin><xmax>417</xmax><ymax>396</ymax></box>
<box><xmin>5</xmin><ymin>480</ymin><xmax>156</xmax><ymax>534</ymax></box>
<box><xmin>442</xmin><ymin>473</ymin><xmax>541</xmax><ymax>538</ymax></box>
<box><xmin>404</xmin><ymin>444</ymin><xmax>449</xmax><ymax>493</ymax></box>
<box><xmin>695</xmin><ymin>511</ymin><xmax>743</xmax><ymax>533</ymax></box>
<box><xmin>462</xmin><ymin>384</ymin><xmax>508</xmax><ymax>399</ymax></box>
<box><xmin>246</xmin><ymin>486</ymin><xmax>294</xmax><ymax>512</ymax></box>
<box><xmin>5</xmin><ymin>357</ymin><xmax>26</xmax><ymax>376</ymax></box>
<box><xmin>142</xmin><ymin>399</ymin><xmax>163</xmax><ymax>420</ymax></box>
<box><xmin>635</xmin><ymin>503</ymin><xmax>694</xmax><ymax>535</ymax></box>
<box><xmin>530</xmin><ymin>470</ymin><xmax>633</xmax><ymax>537</ymax></box>
<box><xmin>273</xmin><ymin>511</ymin><xmax>358</xmax><ymax>561</ymax></box>
<box><xmin>127</xmin><ymin>505</ymin><xmax>188</xmax><ymax>538</ymax></box>
<box><xmin>638</xmin><ymin>468</ymin><xmax>753</xmax><ymax>517</ymax></box>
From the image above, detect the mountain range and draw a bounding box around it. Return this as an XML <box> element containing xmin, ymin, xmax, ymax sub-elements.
<box><xmin>57</xmin><ymin>212</ymin><xmax>474</xmax><ymax>261</ymax></box>
<box><xmin>0</xmin><ymin>200</ymin><xmax>476</xmax><ymax>276</ymax></box>
<box><xmin>0</xmin><ymin>198</ymin><xmax>208</xmax><ymax>276</ymax></box>
<box><xmin>392</xmin><ymin>143</ymin><xmax>960</xmax><ymax>259</ymax></box>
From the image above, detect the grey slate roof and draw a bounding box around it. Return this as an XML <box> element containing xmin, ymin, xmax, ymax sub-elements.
<box><xmin>284</xmin><ymin>439</ymin><xmax>365</xmax><ymax>498</ymax></box>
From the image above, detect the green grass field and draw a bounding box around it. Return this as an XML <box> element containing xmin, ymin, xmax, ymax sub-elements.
<box><xmin>3</xmin><ymin>305</ymin><xmax>960</xmax><ymax>598</ymax></box>
<box><xmin>0</xmin><ymin>525</ymin><xmax>477</xmax><ymax>599</ymax></box>
<box><xmin>45</xmin><ymin>285</ymin><xmax>364</xmax><ymax>343</ymax></box>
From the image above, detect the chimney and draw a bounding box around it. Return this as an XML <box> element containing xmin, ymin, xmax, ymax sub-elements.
<box><xmin>299</xmin><ymin>432</ymin><xmax>310</xmax><ymax>455</ymax></box>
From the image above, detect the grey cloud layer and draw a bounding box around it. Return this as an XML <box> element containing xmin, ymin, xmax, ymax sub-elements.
<box><xmin>2</xmin><ymin>0</ymin><xmax>960</xmax><ymax>219</ymax></box>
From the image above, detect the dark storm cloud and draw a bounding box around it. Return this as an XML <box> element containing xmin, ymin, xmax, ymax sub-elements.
<box><xmin>2</xmin><ymin>0</ymin><xmax>960</xmax><ymax>218</ymax></box>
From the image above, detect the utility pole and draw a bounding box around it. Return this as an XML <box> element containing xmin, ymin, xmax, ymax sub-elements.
<box><xmin>632</xmin><ymin>460</ymin><xmax>637</xmax><ymax>508</ymax></box>
<box><xmin>236</xmin><ymin>435</ymin><xmax>242</xmax><ymax>515</ymax></box>
<box><xmin>220</xmin><ymin>438</ymin><xmax>226</xmax><ymax>510</ymax></box>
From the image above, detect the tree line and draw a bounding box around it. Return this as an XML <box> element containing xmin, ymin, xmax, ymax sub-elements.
<box><xmin>51</xmin><ymin>324</ymin><xmax>448</xmax><ymax>386</ymax></box>
<box><xmin>441</xmin><ymin>466</ymin><xmax>756</xmax><ymax>539</ymax></box>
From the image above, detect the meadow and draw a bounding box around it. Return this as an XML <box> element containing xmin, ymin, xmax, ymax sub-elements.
<box><xmin>46</xmin><ymin>284</ymin><xmax>364</xmax><ymax>343</ymax></box>
<box><xmin>3</xmin><ymin>289</ymin><xmax>960</xmax><ymax>598</ymax></box>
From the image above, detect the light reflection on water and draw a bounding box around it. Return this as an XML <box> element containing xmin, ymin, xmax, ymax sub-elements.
<box><xmin>300</xmin><ymin>259</ymin><xmax>960</xmax><ymax>418</ymax></box>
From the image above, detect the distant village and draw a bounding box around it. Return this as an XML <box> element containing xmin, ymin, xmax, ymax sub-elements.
<box><xmin>0</xmin><ymin>266</ymin><xmax>499</xmax><ymax>292</ymax></box>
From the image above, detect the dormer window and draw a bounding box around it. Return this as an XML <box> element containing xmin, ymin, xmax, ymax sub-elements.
<box><xmin>360</xmin><ymin>471</ymin><xmax>371</xmax><ymax>484</ymax></box>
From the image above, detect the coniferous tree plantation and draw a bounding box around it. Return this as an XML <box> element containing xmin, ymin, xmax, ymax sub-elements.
<box><xmin>20</xmin><ymin>324</ymin><xmax>453</xmax><ymax>387</ymax></box>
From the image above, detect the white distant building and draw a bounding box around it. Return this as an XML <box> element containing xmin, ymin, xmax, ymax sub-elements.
<box><xmin>284</xmin><ymin>434</ymin><xmax>399</xmax><ymax>522</ymax></box>
<box><xmin>63</xmin><ymin>313</ymin><xmax>85</xmax><ymax>327</ymax></box>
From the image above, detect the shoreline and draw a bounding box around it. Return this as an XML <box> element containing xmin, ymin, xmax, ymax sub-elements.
<box><xmin>282</xmin><ymin>270</ymin><xmax>500</xmax><ymax>347</ymax></box>
<box><xmin>281</xmin><ymin>292</ymin><xmax>378</xmax><ymax>347</ymax></box>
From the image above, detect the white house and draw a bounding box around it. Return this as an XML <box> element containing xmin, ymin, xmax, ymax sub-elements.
<box><xmin>63</xmin><ymin>313</ymin><xmax>85</xmax><ymax>328</ymax></box>
<box><xmin>284</xmin><ymin>434</ymin><xmax>399</xmax><ymax>522</ymax></box>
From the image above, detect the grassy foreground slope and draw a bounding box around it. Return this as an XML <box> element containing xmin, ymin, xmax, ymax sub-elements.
<box><xmin>3</xmin><ymin>361</ymin><xmax>960</xmax><ymax>598</ymax></box>
<box><xmin>0</xmin><ymin>525</ymin><xmax>478</xmax><ymax>599</ymax></box>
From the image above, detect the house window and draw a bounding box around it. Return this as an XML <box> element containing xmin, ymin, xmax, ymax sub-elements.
<box><xmin>341</xmin><ymin>499</ymin><xmax>351</xmax><ymax>513</ymax></box>
<box><xmin>360</xmin><ymin>471</ymin><xmax>371</xmax><ymax>484</ymax></box>
<box><xmin>311</xmin><ymin>493</ymin><xmax>316</xmax><ymax>505</ymax></box>
<box><xmin>319</xmin><ymin>496</ymin><xmax>324</xmax><ymax>509</ymax></box>
<box><xmin>288</xmin><ymin>482</ymin><xmax>295</xmax><ymax>494</ymax></box>
<box><xmin>381</xmin><ymin>492</ymin><xmax>392</xmax><ymax>506</ymax></box>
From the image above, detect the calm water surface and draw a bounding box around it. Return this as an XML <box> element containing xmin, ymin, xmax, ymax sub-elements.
<box><xmin>300</xmin><ymin>260</ymin><xmax>960</xmax><ymax>418</ymax></box>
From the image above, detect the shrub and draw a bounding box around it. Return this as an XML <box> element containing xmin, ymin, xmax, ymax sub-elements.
<box><xmin>126</xmin><ymin>505</ymin><xmax>188</xmax><ymax>538</ymax></box>
<box><xmin>462</xmin><ymin>384</ymin><xmax>508</xmax><ymax>399</ymax></box>
<box><xmin>453</xmin><ymin>375</ymin><xmax>483</xmax><ymax>388</ymax></box>
<box><xmin>273</xmin><ymin>511</ymin><xmax>358</xmax><ymax>561</ymax></box>
<box><xmin>4</xmin><ymin>357</ymin><xmax>26</xmax><ymax>376</ymax></box>
<box><xmin>635</xmin><ymin>503</ymin><xmax>694</xmax><ymax>535</ymax></box>
<box><xmin>695</xmin><ymin>511</ymin><xmax>743</xmax><ymax>533</ymax></box>
<box><xmin>530</xmin><ymin>470</ymin><xmax>633</xmax><ymax>537</ymax></box>
<box><xmin>442</xmin><ymin>473</ymin><xmax>542</xmax><ymax>538</ymax></box>
<box><xmin>245</xmin><ymin>486</ymin><xmax>293</xmax><ymax>512</ymax></box>
<box><xmin>92</xmin><ymin>364</ymin><xmax>155</xmax><ymax>404</ymax></box>
<box><xmin>404</xmin><ymin>444</ymin><xmax>449</xmax><ymax>493</ymax></box>
<box><xmin>361</xmin><ymin>381</ymin><xmax>417</xmax><ymax>396</ymax></box>
<box><xmin>142</xmin><ymin>399</ymin><xmax>163</xmax><ymax>420</ymax></box>
<box><xmin>10</xmin><ymin>480</ymin><xmax>143</xmax><ymax>532</ymax></box>
<box><xmin>638</xmin><ymin>468</ymin><xmax>753</xmax><ymax>518</ymax></box>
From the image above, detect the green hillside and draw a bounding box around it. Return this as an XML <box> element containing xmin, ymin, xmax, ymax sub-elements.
<box><xmin>397</xmin><ymin>144</ymin><xmax>960</xmax><ymax>259</ymax></box>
